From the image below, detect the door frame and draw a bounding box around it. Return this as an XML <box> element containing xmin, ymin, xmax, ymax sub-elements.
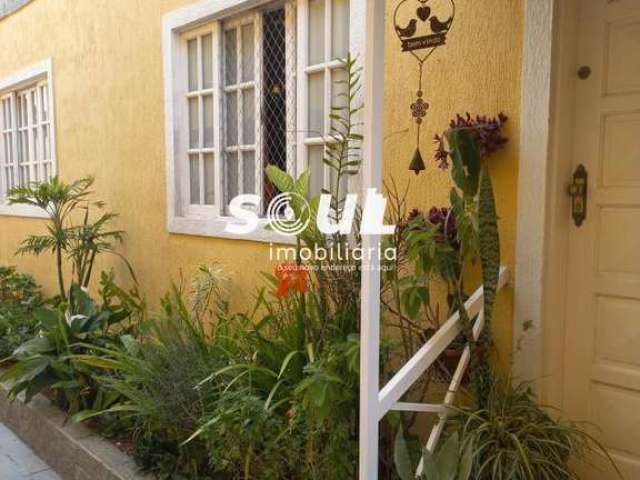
<box><xmin>513</xmin><ymin>0</ymin><xmax>581</xmax><ymax>408</ymax></box>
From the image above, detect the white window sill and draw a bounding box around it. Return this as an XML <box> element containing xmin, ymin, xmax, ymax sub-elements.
<box><xmin>168</xmin><ymin>216</ymin><xmax>297</xmax><ymax>244</ymax></box>
<box><xmin>0</xmin><ymin>203</ymin><xmax>48</xmax><ymax>219</ymax></box>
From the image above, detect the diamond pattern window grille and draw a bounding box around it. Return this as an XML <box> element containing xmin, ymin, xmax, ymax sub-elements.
<box><xmin>262</xmin><ymin>7</ymin><xmax>288</xmax><ymax>206</ymax></box>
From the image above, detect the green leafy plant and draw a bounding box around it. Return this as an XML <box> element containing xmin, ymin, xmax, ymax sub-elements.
<box><xmin>189</xmin><ymin>274</ymin><xmax>361</xmax><ymax>479</ymax></box>
<box><xmin>8</xmin><ymin>176</ymin><xmax>132</xmax><ymax>300</ymax></box>
<box><xmin>395</xmin><ymin>118</ymin><xmax>506</xmax><ymax>407</ymax></box>
<box><xmin>453</xmin><ymin>378</ymin><xmax>623</xmax><ymax>480</ymax></box>
<box><xmin>71</xmin><ymin>270</ymin><xmax>233</xmax><ymax>479</ymax></box>
<box><xmin>0</xmin><ymin>272</ymin><xmax>143</xmax><ymax>414</ymax></box>
<box><xmin>394</xmin><ymin>427</ymin><xmax>473</xmax><ymax>480</ymax></box>
<box><xmin>386</xmin><ymin>115</ymin><xmax>508</xmax><ymax>479</ymax></box>
<box><xmin>57</xmin><ymin>55</ymin><xmax>366</xmax><ymax>480</ymax></box>
<box><xmin>265</xmin><ymin>54</ymin><xmax>364</xmax><ymax>325</ymax></box>
<box><xmin>0</xmin><ymin>266</ymin><xmax>43</xmax><ymax>359</ymax></box>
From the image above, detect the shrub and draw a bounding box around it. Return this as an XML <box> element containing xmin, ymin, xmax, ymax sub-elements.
<box><xmin>0</xmin><ymin>266</ymin><xmax>43</xmax><ymax>359</ymax></box>
<box><xmin>0</xmin><ymin>271</ymin><xmax>143</xmax><ymax>414</ymax></box>
<box><xmin>73</xmin><ymin>270</ymin><xmax>231</xmax><ymax>479</ymax></box>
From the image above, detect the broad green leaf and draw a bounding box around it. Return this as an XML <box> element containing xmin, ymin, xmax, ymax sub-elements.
<box><xmin>421</xmin><ymin>449</ymin><xmax>440</xmax><ymax>480</ymax></box>
<box><xmin>394</xmin><ymin>426</ymin><xmax>415</xmax><ymax>480</ymax></box>
<box><xmin>119</xmin><ymin>334</ymin><xmax>140</xmax><ymax>356</ymax></box>
<box><xmin>35</xmin><ymin>308</ymin><xmax>61</xmax><ymax>332</ymax></box>
<box><xmin>447</xmin><ymin>129</ymin><xmax>481</xmax><ymax>198</ymax></box>
<box><xmin>13</xmin><ymin>336</ymin><xmax>54</xmax><ymax>357</ymax></box>
<box><xmin>23</xmin><ymin>370</ymin><xmax>57</xmax><ymax>403</ymax></box>
<box><xmin>437</xmin><ymin>432</ymin><xmax>461</xmax><ymax>480</ymax></box>
<box><xmin>294</xmin><ymin>169</ymin><xmax>311</xmax><ymax>198</ymax></box>
<box><xmin>266</xmin><ymin>165</ymin><xmax>295</xmax><ymax>193</ymax></box>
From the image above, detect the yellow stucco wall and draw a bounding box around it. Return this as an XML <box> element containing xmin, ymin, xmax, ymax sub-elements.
<box><xmin>383</xmin><ymin>0</ymin><xmax>523</xmax><ymax>368</ymax></box>
<box><xmin>0</xmin><ymin>0</ymin><xmax>522</xmax><ymax>363</ymax></box>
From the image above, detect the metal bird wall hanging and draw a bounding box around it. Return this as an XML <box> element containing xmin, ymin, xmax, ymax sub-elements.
<box><xmin>393</xmin><ymin>0</ymin><xmax>455</xmax><ymax>174</ymax></box>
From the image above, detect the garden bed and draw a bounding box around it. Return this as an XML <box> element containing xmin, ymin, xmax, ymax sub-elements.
<box><xmin>0</xmin><ymin>377</ymin><xmax>148</xmax><ymax>480</ymax></box>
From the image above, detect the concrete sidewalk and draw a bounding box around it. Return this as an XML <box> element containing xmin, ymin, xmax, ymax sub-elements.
<box><xmin>0</xmin><ymin>423</ymin><xmax>61</xmax><ymax>479</ymax></box>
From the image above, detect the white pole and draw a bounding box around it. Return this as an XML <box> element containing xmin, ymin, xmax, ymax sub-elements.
<box><xmin>359</xmin><ymin>1</ymin><xmax>385</xmax><ymax>479</ymax></box>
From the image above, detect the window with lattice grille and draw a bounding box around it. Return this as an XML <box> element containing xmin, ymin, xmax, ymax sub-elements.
<box><xmin>0</xmin><ymin>60</ymin><xmax>56</xmax><ymax>213</ymax></box>
<box><xmin>164</xmin><ymin>0</ymin><xmax>360</xmax><ymax>240</ymax></box>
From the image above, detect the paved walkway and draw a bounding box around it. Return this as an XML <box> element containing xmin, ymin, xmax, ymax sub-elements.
<box><xmin>0</xmin><ymin>423</ymin><xmax>60</xmax><ymax>479</ymax></box>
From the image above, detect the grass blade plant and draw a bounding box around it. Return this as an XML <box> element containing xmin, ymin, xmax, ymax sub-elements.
<box><xmin>452</xmin><ymin>378</ymin><xmax>623</xmax><ymax>480</ymax></box>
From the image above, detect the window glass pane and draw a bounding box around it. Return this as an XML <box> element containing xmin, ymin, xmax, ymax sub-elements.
<box><xmin>19</xmin><ymin>131</ymin><xmax>28</xmax><ymax>164</ymax></box>
<box><xmin>31</xmin><ymin>90</ymin><xmax>38</xmax><ymax>124</ymax></box>
<box><xmin>17</xmin><ymin>96</ymin><xmax>24</xmax><ymax>127</ymax></box>
<box><xmin>331</xmin><ymin>67</ymin><xmax>348</xmax><ymax>130</ymax></box>
<box><xmin>308</xmin><ymin>145</ymin><xmax>325</xmax><ymax>197</ymax></box>
<box><xmin>189</xmin><ymin>97</ymin><xmax>199</xmax><ymax>148</ymax></box>
<box><xmin>203</xmin><ymin>95</ymin><xmax>214</xmax><ymax>148</ymax></box>
<box><xmin>242</xmin><ymin>88</ymin><xmax>255</xmax><ymax>145</ymax></box>
<box><xmin>3</xmin><ymin>134</ymin><xmax>12</xmax><ymax>164</ymax></box>
<box><xmin>241</xmin><ymin>23</ymin><xmax>255</xmax><ymax>82</ymax></box>
<box><xmin>204</xmin><ymin>153</ymin><xmax>215</xmax><ymax>205</ymax></box>
<box><xmin>225</xmin><ymin>28</ymin><xmax>238</xmax><ymax>86</ymax></box>
<box><xmin>21</xmin><ymin>164</ymin><xmax>29</xmax><ymax>186</ymax></box>
<box><xmin>332</xmin><ymin>0</ymin><xmax>349</xmax><ymax>59</ymax></box>
<box><xmin>32</xmin><ymin>128</ymin><xmax>39</xmax><ymax>165</ymax></box>
<box><xmin>6</xmin><ymin>166</ymin><xmax>14</xmax><ymax>189</ymax></box>
<box><xmin>242</xmin><ymin>151</ymin><xmax>255</xmax><ymax>194</ymax></box>
<box><xmin>225</xmin><ymin>152</ymin><xmax>239</xmax><ymax>207</ymax></box>
<box><xmin>43</xmin><ymin>125</ymin><xmax>50</xmax><ymax>160</ymax></box>
<box><xmin>40</xmin><ymin>86</ymin><xmax>48</xmax><ymax>121</ymax></box>
<box><xmin>22</xmin><ymin>95</ymin><xmax>28</xmax><ymax>126</ymax></box>
<box><xmin>202</xmin><ymin>34</ymin><xmax>213</xmax><ymax>89</ymax></box>
<box><xmin>189</xmin><ymin>154</ymin><xmax>200</xmax><ymax>204</ymax></box>
<box><xmin>308</xmin><ymin>71</ymin><xmax>325</xmax><ymax>137</ymax></box>
<box><xmin>309</xmin><ymin>0</ymin><xmax>325</xmax><ymax>65</ymax></box>
<box><xmin>226</xmin><ymin>92</ymin><xmax>238</xmax><ymax>146</ymax></box>
<box><xmin>188</xmin><ymin>39</ymin><xmax>198</xmax><ymax>91</ymax></box>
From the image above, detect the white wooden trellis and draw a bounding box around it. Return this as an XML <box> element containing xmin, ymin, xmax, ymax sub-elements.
<box><xmin>359</xmin><ymin>2</ymin><xmax>510</xmax><ymax>478</ymax></box>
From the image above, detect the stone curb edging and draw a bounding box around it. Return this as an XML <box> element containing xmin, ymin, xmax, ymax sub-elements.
<box><xmin>0</xmin><ymin>381</ymin><xmax>150</xmax><ymax>480</ymax></box>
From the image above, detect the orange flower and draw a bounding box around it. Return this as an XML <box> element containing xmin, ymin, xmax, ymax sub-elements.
<box><xmin>274</xmin><ymin>263</ymin><xmax>308</xmax><ymax>298</ymax></box>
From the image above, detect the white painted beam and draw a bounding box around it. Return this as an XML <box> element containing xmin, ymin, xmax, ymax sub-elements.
<box><xmin>358</xmin><ymin>1</ymin><xmax>386</xmax><ymax>479</ymax></box>
<box><xmin>391</xmin><ymin>402</ymin><xmax>447</xmax><ymax>414</ymax></box>
<box><xmin>378</xmin><ymin>267</ymin><xmax>509</xmax><ymax>420</ymax></box>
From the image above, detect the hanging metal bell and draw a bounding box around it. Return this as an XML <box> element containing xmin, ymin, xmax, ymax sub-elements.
<box><xmin>409</xmin><ymin>148</ymin><xmax>426</xmax><ymax>175</ymax></box>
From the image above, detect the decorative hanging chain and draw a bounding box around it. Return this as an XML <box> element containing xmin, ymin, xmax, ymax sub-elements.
<box><xmin>393</xmin><ymin>0</ymin><xmax>456</xmax><ymax>174</ymax></box>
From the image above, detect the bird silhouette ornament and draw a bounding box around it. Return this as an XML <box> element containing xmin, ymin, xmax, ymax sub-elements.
<box><xmin>393</xmin><ymin>0</ymin><xmax>455</xmax><ymax>174</ymax></box>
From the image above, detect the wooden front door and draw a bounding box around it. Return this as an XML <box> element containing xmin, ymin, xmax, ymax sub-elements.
<box><xmin>563</xmin><ymin>0</ymin><xmax>640</xmax><ymax>478</ymax></box>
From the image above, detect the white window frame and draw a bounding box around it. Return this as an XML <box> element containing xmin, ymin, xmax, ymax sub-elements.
<box><xmin>221</xmin><ymin>12</ymin><xmax>263</xmax><ymax>212</ymax></box>
<box><xmin>181</xmin><ymin>22</ymin><xmax>221</xmax><ymax>218</ymax></box>
<box><xmin>163</xmin><ymin>0</ymin><xmax>364</xmax><ymax>242</ymax></box>
<box><xmin>0</xmin><ymin>58</ymin><xmax>56</xmax><ymax>219</ymax></box>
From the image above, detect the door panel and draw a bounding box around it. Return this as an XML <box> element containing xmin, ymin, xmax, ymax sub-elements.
<box><xmin>564</xmin><ymin>1</ymin><xmax>640</xmax><ymax>478</ymax></box>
